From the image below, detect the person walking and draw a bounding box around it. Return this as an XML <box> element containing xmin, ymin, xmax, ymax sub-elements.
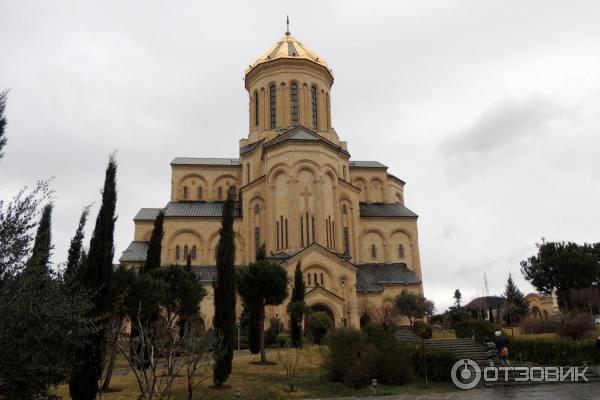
<box><xmin>495</xmin><ymin>331</ymin><xmax>510</xmax><ymax>366</ymax></box>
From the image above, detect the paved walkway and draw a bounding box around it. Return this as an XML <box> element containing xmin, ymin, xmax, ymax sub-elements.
<box><xmin>329</xmin><ymin>382</ymin><xmax>600</xmax><ymax>400</ymax></box>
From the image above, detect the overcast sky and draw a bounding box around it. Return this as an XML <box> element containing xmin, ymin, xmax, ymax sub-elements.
<box><xmin>1</xmin><ymin>0</ymin><xmax>599</xmax><ymax>312</ymax></box>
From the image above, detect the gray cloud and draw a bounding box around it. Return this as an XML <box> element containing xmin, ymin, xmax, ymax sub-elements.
<box><xmin>442</xmin><ymin>96</ymin><xmax>560</xmax><ymax>156</ymax></box>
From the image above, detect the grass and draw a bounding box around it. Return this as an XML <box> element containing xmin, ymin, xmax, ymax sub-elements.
<box><xmin>51</xmin><ymin>346</ymin><xmax>455</xmax><ymax>399</ymax></box>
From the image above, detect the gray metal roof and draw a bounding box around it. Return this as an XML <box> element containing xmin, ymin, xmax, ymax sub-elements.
<box><xmin>349</xmin><ymin>161</ymin><xmax>387</xmax><ymax>168</ymax></box>
<box><xmin>171</xmin><ymin>158</ymin><xmax>241</xmax><ymax>166</ymax></box>
<box><xmin>356</xmin><ymin>263</ymin><xmax>420</xmax><ymax>292</ymax></box>
<box><xmin>191</xmin><ymin>266</ymin><xmax>217</xmax><ymax>282</ymax></box>
<box><xmin>134</xmin><ymin>208</ymin><xmax>162</xmax><ymax>221</ymax></box>
<box><xmin>164</xmin><ymin>201</ymin><xmax>242</xmax><ymax>218</ymax></box>
<box><xmin>360</xmin><ymin>202</ymin><xmax>418</xmax><ymax>218</ymax></box>
<box><xmin>240</xmin><ymin>139</ymin><xmax>264</xmax><ymax>155</ymax></box>
<box><xmin>119</xmin><ymin>241</ymin><xmax>149</xmax><ymax>262</ymax></box>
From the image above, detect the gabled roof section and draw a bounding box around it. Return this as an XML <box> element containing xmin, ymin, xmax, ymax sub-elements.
<box><xmin>171</xmin><ymin>158</ymin><xmax>241</xmax><ymax>166</ymax></box>
<box><xmin>240</xmin><ymin>139</ymin><xmax>264</xmax><ymax>156</ymax></box>
<box><xmin>282</xmin><ymin>243</ymin><xmax>355</xmax><ymax>270</ymax></box>
<box><xmin>305</xmin><ymin>285</ymin><xmax>345</xmax><ymax>302</ymax></box>
<box><xmin>356</xmin><ymin>263</ymin><xmax>420</xmax><ymax>293</ymax></box>
<box><xmin>119</xmin><ymin>241</ymin><xmax>149</xmax><ymax>262</ymax></box>
<box><xmin>360</xmin><ymin>202</ymin><xmax>418</xmax><ymax>218</ymax></box>
<box><xmin>263</xmin><ymin>126</ymin><xmax>350</xmax><ymax>157</ymax></box>
<box><xmin>349</xmin><ymin>161</ymin><xmax>387</xmax><ymax>169</ymax></box>
<box><xmin>134</xmin><ymin>208</ymin><xmax>162</xmax><ymax>221</ymax></box>
<box><xmin>164</xmin><ymin>201</ymin><xmax>242</xmax><ymax>218</ymax></box>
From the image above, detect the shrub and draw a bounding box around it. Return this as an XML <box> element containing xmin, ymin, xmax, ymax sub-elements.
<box><xmin>454</xmin><ymin>320</ymin><xmax>497</xmax><ymax>342</ymax></box>
<box><xmin>558</xmin><ymin>313</ymin><xmax>596</xmax><ymax>340</ymax></box>
<box><xmin>323</xmin><ymin>328</ymin><xmax>413</xmax><ymax>387</ymax></box>
<box><xmin>520</xmin><ymin>316</ymin><xmax>560</xmax><ymax>334</ymax></box>
<box><xmin>362</xmin><ymin>323</ymin><xmax>392</xmax><ymax>345</ymax></box>
<box><xmin>411</xmin><ymin>348</ymin><xmax>456</xmax><ymax>382</ymax></box>
<box><xmin>369</xmin><ymin>335</ymin><xmax>413</xmax><ymax>385</ymax></box>
<box><xmin>265</xmin><ymin>317</ymin><xmax>284</xmax><ymax>345</ymax></box>
<box><xmin>323</xmin><ymin>328</ymin><xmax>366</xmax><ymax>382</ymax></box>
<box><xmin>308</xmin><ymin>311</ymin><xmax>333</xmax><ymax>345</ymax></box>
<box><xmin>412</xmin><ymin>320</ymin><xmax>432</xmax><ymax>339</ymax></box>
<box><xmin>511</xmin><ymin>338</ymin><xmax>600</xmax><ymax>365</ymax></box>
<box><xmin>276</xmin><ymin>333</ymin><xmax>291</xmax><ymax>347</ymax></box>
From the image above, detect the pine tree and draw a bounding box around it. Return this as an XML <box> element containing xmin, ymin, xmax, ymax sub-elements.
<box><xmin>70</xmin><ymin>155</ymin><xmax>118</xmax><ymax>400</ymax></box>
<box><xmin>502</xmin><ymin>273</ymin><xmax>529</xmax><ymax>325</ymax></box>
<box><xmin>0</xmin><ymin>89</ymin><xmax>7</xmax><ymax>161</ymax></box>
<box><xmin>213</xmin><ymin>191</ymin><xmax>236</xmax><ymax>387</ymax></box>
<box><xmin>24</xmin><ymin>203</ymin><xmax>53</xmax><ymax>276</ymax></box>
<box><xmin>288</xmin><ymin>262</ymin><xmax>305</xmax><ymax>347</ymax></box>
<box><xmin>453</xmin><ymin>289</ymin><xmax>462</xmax><ymax>308</ymax></box>
<box><xmin>142</xmin><ymin>211</ymin><xmax>164</xmax><ymax>273</ymax></box>
<box><xmin>64</xmin><ymin>206</ymin><xmax>90</xmax><ymax>283</ymax></box>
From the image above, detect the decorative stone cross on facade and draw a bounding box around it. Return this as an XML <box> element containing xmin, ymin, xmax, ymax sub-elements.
<box><xmin>299</xmin><ymin>185</ymin><xmax>313</xmax><ymax>209</ymax></box>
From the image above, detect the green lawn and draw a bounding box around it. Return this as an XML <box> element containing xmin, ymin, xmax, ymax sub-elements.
<box><xmin>51</xmin><ymin>346</ymin><xmax>455</xmax><ymax>399</ymax></box>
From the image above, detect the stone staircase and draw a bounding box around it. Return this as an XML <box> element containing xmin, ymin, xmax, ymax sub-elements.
<box><xmin>395</xmin><ymin>332</ymin><xmax>600</xmax><ymax>386</ymax></box>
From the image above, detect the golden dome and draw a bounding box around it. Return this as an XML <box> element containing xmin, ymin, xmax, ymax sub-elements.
<box><xmin>245</xmin><ymin>32</ymin><xmax>330</xmax><ymax>76</ymax></box>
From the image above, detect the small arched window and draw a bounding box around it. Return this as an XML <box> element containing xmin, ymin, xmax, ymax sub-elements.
<box><xmin>254</xmin><ymin>91</ymin><xmax>259</xmax><ymax>127</ymax></box>
<box><xmin>217</xmin><ymin>187</ymin><xmax>223</xmax><ymax>200</ymax></box>
<box><xmin>198</xmin><ymin>187</ymin><xmax>203</xmax><ymax>200</ymax></box>
<box><xmin>370</xmin><ymin>244</ymin><xmax>377</xmax><ymax>259</ymax></box>
<box><xmin>307</xmin><ymin>274</ymin><xmax>311</xmax><ymax>286</ymax></box>
<box><xmin>269</xmin><ymin>85</ymin><xmax>276</xmax><ymax>129</ymax></box>
<box><xmin>184</xmin><ymin>245</ymin><xmax>189</xmax><ymax>259</ymax></box>
<box><xmin>191</xmin><ymin>245</ymin><xmax>197</xmax><ymax>260</ymax></box>
<box><xmin>398</xmin><ymin>244</ymin><xmax>405</xmax><ymax>258</ymax></box>
<box><xmin>342</xmin><ymin>204</ymin><xmax>347</xmax><ymax>215</ymax></box>
<box><xmin>254</xmin><ymin>204</ymin><xmax>260</xmax><ymax>215</ymax></box>
<box><xmin>320</xmin><ymin>273</ymin><xmax>324</xmax><ymax>286</ymax></box>
<box><xmin>314</xmin><ymin>273</ymin><xmax>318</xmax><ymax>286</ymax></box>
<box><xmin>183</xmin><ymin>186</ymin><xmax>189</xmax><ymax>200</ymax></box>
<box><xmin>311</xmin><ymin>86</ymin><xmax>318</xmax><ymax>130</ymax></box>
<box><xmin>175</xmin><ymin>245</ymin><xmax>180</xmax><ymax>260</ymax></box>
<box><xmin>291</xmin><ymin>82</ymin><xmax>299</xmax><ymax>127</ymax></box>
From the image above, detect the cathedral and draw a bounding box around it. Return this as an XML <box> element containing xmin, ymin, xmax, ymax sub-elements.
<box><xmin>120</xmin><ymin>28</ymin><xmax>424</xmax><ymax>330</ymax></box>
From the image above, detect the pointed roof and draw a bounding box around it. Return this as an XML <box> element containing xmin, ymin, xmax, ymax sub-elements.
<box><xmin>263</xmin><ymin>125</ymin><xmax>350</xmax><ymax>156</ymax></box>
<box><xmin>246</xmin><ymin>32</ymin><xmax>331</xmax><ymax>76</ymax></box>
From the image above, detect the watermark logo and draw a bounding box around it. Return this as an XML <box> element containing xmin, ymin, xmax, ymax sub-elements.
<box><xmin>451</xmin><ymin>359</ymin><xmax>482</xmax><ymax>389</ymax></box>
<box><xmin>451</xmin><ymin>359</ymin><xmax>590</xmax><ymax>389</ymax></box>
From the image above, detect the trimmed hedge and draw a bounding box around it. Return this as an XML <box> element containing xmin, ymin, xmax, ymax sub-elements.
<box><xmin>411</xmin><ymin>348</ymin><xmax>456</xmax><ymax>382</ymax></box>
<box><xmin>323</xmin><ymin>327</ymin><xmax>413</xmax><ymax>388</ymax></box>
<box><xmin>454</xmin><ymin>320</ymin><xmax>498</xmax><ymax>342</ymax></box>
<box><xmin>511</xmin><ymin>338</ymin><xmax>600</xmax><ymax>366</ymax></box>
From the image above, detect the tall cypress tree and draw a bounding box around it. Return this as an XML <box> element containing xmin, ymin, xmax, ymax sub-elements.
<box><xmin>64</xmin><ymin>206</ymin><xmax>90</xmax><ymax>283</ymax></box>
<box><xmin>142</xmin><ymin>211</ymin><xmax>164</xmax><ymax>273</ymax></box>
<box><xmin>213</xmin><ymin>191</ymin><xmax>236</xmax><ymax>387</ymax></box>
<box><xmin>0</xmin><ymin>89</ymin><xmax>7</xmax><ymax>161</ymax></box>
<box><xmin>24</xmin><ymin>203</ymin><xmax>53</xmax><ymax>276</ymax></box>
<box><xmin>247</xmin><ymin>244</ymin><xmax>265</xmax><ymax>354</ymax></box>
<box><xmin>288</xmin><ymin>262</ymin><xmax>305</xmax><ymax>347</ymax></box>
<box><xmin>70</xmin><ymin>155</ymin><xmax>117</xmax><ymax>400</ymax></box>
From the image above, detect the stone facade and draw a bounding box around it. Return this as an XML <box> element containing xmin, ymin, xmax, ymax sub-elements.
<box><xmin>121</xmin><ymin>30</ymin><xmax>424</xmax><ymax>330</ymax></box>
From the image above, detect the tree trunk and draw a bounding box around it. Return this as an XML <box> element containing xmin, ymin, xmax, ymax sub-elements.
<box><xmin>101</xmin><ymin>316</ymin><xmax>123</xmax><ymax>392</ymax></box>
<box><xmin>259</xmin><ymin>306</ymin><xmax>267</xmax><ymax>364</ymax></box>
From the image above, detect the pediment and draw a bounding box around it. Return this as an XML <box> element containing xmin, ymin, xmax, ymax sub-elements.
<box><xmin>282</xmin><ymin>243</ymin><xmax>356</xmax><ymax>273</ymax></box>
<box><xmin>305</xmin><ymin>285</ymin><xmax>345</xmax><ymax>304</ymax></box>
